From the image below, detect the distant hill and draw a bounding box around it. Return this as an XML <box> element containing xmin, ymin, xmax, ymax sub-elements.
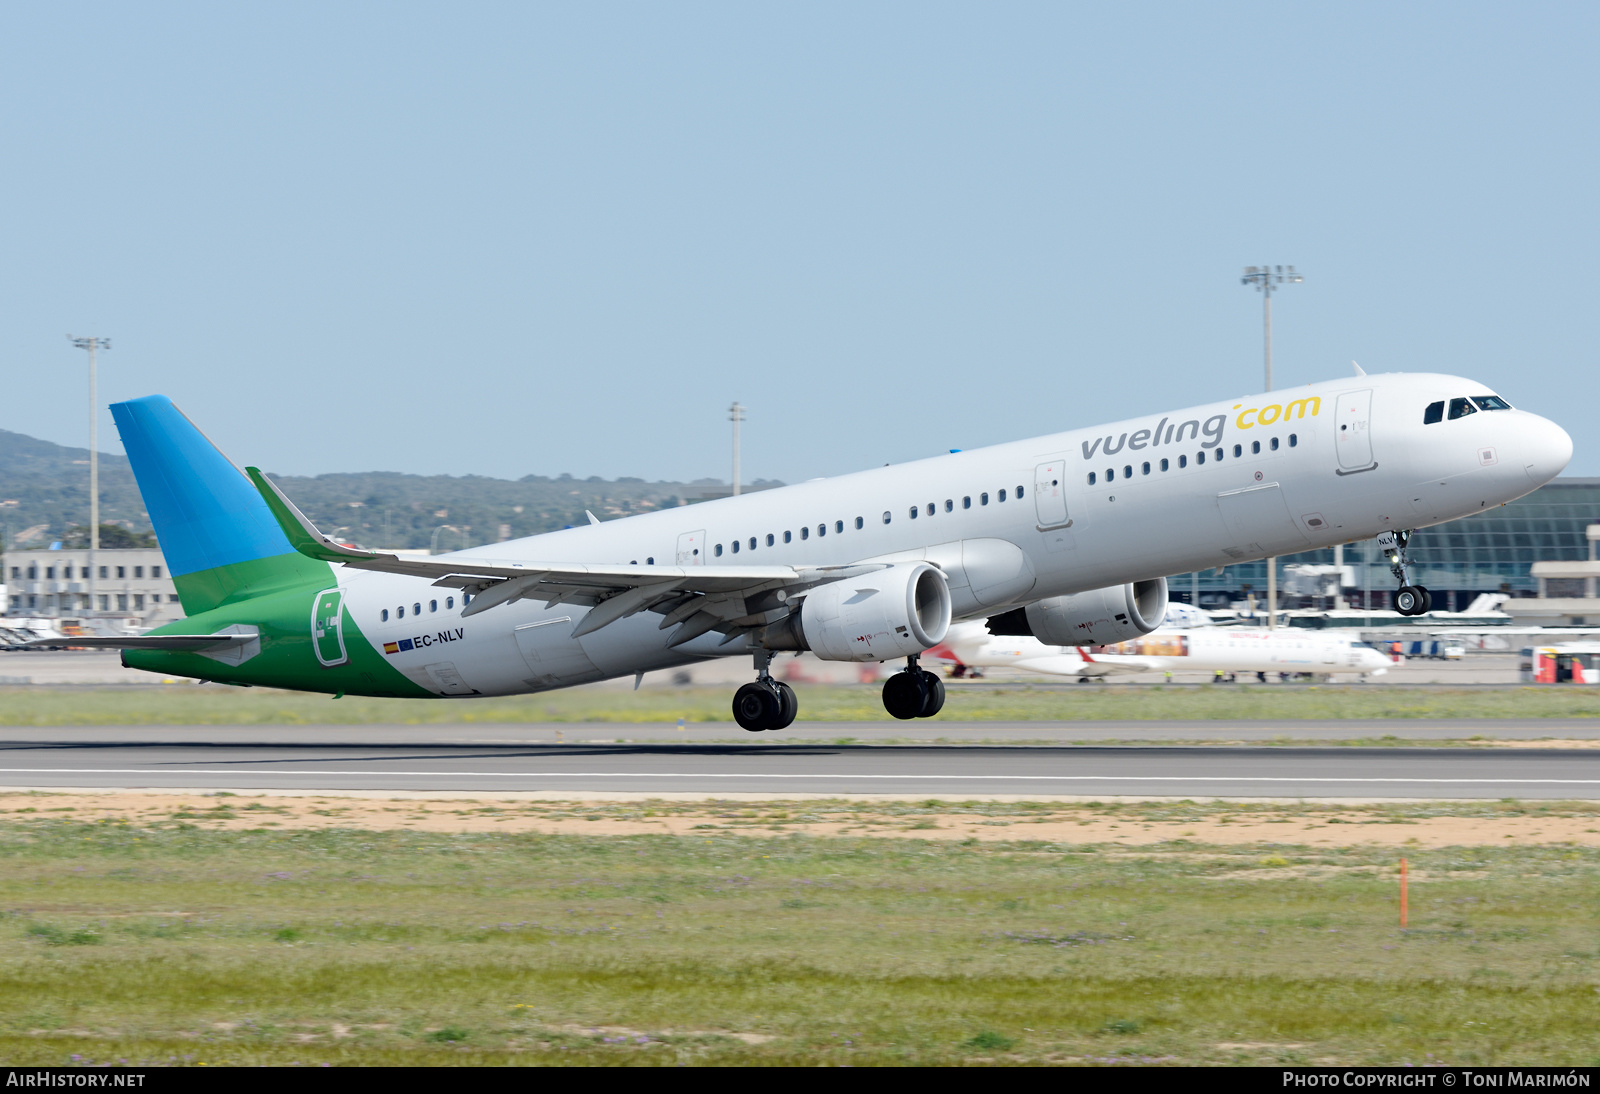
<box><xmin>0</xmin><ymin>428</ymin><xmax>779</xmax><ymax>551</ymax></box>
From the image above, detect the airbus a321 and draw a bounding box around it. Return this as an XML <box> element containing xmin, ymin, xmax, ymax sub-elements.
<box><xmin>30</xmin><ymin>371</ymin><xmax>1569</xmax><ymax>729</ymax></box>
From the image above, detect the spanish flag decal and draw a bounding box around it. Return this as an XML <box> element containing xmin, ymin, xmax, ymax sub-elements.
<box><xmin>383</xmin><ymin>642</ymin><xmax>399</xmax><ymax>655</ymax></box>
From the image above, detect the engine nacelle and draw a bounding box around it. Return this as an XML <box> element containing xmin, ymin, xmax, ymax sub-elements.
<box><xmin>990</xmin><ymin>577</ymin><xmax>1168</xmax><ymax>646</ymax></box>
<box><xmin>789</xmin><ymin>562</ymin><xmax>953</xmax><ymax>662</ymax></box>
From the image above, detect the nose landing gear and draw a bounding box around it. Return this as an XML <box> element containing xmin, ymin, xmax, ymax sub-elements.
<box><xmin>882</xmin><ymin>654</ymin><xmax>947</xmax><ymax>720</ymax></box>
<box><xmin>1379</xmin><ymin>530</ymin><xmax>1433</xmax><ymax>617</ymax></box>
<box><xmin>732</xmin><ymin>649</ymin><xmax>798</xmax><ymax>732</ymax></box>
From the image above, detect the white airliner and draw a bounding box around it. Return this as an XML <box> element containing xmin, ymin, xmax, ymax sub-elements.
<box><xmin>928</xmin><ymin>619</ymin><xmax>1397</xmax><ymax>681</ymax></box>
<box><xmin>60</xmin><ymin>370</ymin><xmax>1569</xmax><ymax>731</ymax></box>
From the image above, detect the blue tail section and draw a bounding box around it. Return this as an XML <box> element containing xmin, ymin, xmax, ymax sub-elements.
<box><xmin>111</xmin><ymin>395</ymin><xmax>295</xmax><ymax>578</ymax></box>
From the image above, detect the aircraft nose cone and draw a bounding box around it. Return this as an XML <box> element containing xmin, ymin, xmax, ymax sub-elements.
<box><xmin>1523</xmin><ymin>415</ymin><xmax>1574</xmax><ymax>484</ymax></box>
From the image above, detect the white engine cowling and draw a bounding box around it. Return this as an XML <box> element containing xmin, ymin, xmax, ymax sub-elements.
<box><xmin>1019</xmin><ymin>577</ymin><xmax>1168</xmax><ymax>646</ymax></box>
<box><xmin>799</xmin><ymin>562</ymin><xmax>953</xmax><ymax>662</ymax></box>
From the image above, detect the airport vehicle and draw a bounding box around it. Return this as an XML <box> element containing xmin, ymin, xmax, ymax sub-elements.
<box><xmin>1521</xmin><ymin>644</ymin><xmax>1600</xmax><ymax>683</ymax></box>
<box><xmin>12</xmin><ymin>371</ymin><xmax>1569</xmax><ymax>728</ymax></box>
<box><xmin>930</xmin><ymin>620</ymin><xmax>1397</xmax><ymax>680</ymax></box>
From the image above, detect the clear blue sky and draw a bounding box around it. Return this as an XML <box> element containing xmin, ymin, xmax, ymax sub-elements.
<box><xmin>2</xmin><ymin>2</ymin><xmax>1595</xmax><ymax>483</ymax></box>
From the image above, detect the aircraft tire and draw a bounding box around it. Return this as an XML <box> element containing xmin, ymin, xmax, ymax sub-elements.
<box><xmin>882</xmin><ymin>671</ymin><xmax>927</xmax><ymax>721</ymax></box>
<box><xmin>1395</xmin><ymin>586</ymin><xmax>1422</xmax><ymax>616</ymax></box>
<box><xmin>733</xmin><ymin>682</ymin><xmax>780</xmax><ymax>731</ymax></box>
<box><xmin>773</xmin><ymin>681</ymin><xmax>798</xmax><ymax>730</ymax></box>
<box><xmin>1415</xmin><ymin>585</ymin><xmax>1433</xmax><ymax>614</ymax></box>
<box><xmin>916</xmin><ymin>670</ymin><xmax>945</xmax><ymax>718</ymax></box>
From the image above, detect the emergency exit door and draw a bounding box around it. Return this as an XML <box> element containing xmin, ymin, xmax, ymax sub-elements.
<box><xmin>1033</xmin><ymin>459</ymin><xmax>1069</xmax><ymax>527</ymax></box>
<box><xmin>1335</xmin><ymin>389</ymin><xmax>1375</xmax><ymax>472</ymax></box>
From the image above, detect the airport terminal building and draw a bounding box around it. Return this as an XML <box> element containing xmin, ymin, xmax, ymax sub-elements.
<box><xmin>1174</xmin><ymin>476</ymin><xmax>1600</xmax><ymax>612</ymax></box>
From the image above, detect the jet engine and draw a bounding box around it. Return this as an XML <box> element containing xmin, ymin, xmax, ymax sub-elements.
<box><xmin>764</xmin><ymin>562</ymin><xmax>953</xmax><ymax>662</ymax></box>
<box><xmin>988</xmin><ymin>577</ymin><xmax>1167</xmax><ymax>646</ymax></box>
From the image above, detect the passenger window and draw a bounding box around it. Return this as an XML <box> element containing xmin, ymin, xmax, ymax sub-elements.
<box><xmin>944</xmin><ymin>499</ymin><xmax>953</xmax><ymax>513</ymax></box>
<box><xmin>1251</xmin><ymin>441</ymin><xmax>1260</xmax><ymax>454</ymax></box>
<box><xmin>1160</xmin><ymin>458</ymin><xmax>1169</xmax><ymax>472</ymax></box>
<box><xmin>381</xmin><ymin>609</ymin><xmax>389</xmax><ymax>622</ymax></box>
<box><xmin>1270</xmin><ymin>437</ymin><xmax>1279</xmax><ymax>451</ymax></box>
<box><xmin>732</xmin><ymin>541</ymin><xmax>741</xmax><ymax>553</ymax></box>
<box><xmin>1289</xmin><ymin>433</ymin><xmax>1297</xmax><ymax>447</ymax></box>
<box><xmin>446</xmin><ymin>597</ymin><xmax>454</xmax><ymax>609</ymax></box>
<box><xmin>414</xmin><ymin>603</ymin><xmax>422</xmax><ymax>615</ymax></box>
<box><xmin>783</xmin><ymin>531</ymin><xmax>791</xmax><ymax>543</ymax></box>
<box><xmin>1179</xmin><ymin>454</ymin><xmax>1187</xmax><ymax>468</ymax></box>
<box><xmin>800</xmin><ymin>526</ymin><xmax>809</xmax><ymax>540</ymax></box>
<box><xmin>1104</xmin><ymin>468</ymin><xmax>1114</xmax><ymax>482</ymax></box>
<box><xmin>647</xmin><ymin>557</ymin><xmax>654</xmax><ymax>564</ymax></box>
<box><xmin>430</xmin><ymin>599</ymin><xmax>437</xmax><ymax>612</ymax></box>
<box><xmin>818</xmin><ymin>523</ymin><xmax>826</xmax><ymax>536</ymax></box>
<box><xmin>1233</xmin><ymin>444</ymin><xmax>1242</xmax><ymax>457</ymax></box>
<box><xmin>745</xmin><ymin>537</ymin><xmax>754</xmax><ymax>550</ymax></box>
<box><xmin>1087</xmin><ymin>472</ymin><xmax>1097</xmax><ymax>485</ymax></box>
<box><xmin>1016</xmin><ymin>485</ymin><xmax>1024</xmax><ymax>498</ymax></box>
<box><xmin>882</xmin><ymin>511</ymin><xmax>891</xmax><ymax>524</ymax></box>
<box><xmin>1424</xmin><ymin>401</ymin><xmax>1445</xmax><ymax>425</ymax></box>
<box><xmin>1448</xmin><ymin>397</ymin><xmax>1477</xmax><ymax>420</ymax></box>
<box><xmin>1123</xmin><ymin>465</ymin><xmax>1132</xmax><ymax>479</ymax></box>
<box><xmin>909</xmin><ymin>506</ymin><xmax>919</xmax><ymax>519</ymax></box>
<box><xmin>1196</xmin><ymin>451</ymin><xmax>1206</xmax><ymax>465</ymax></box>
<box><xmin>926</xmin><ymin>503</ymin><xmax>935</xmax><ymax>517</ymax></box>
<box><xmin>1473</xmin><ymin>394</ymin><xmax>1512</xmax><ymax>411</ymax></box>
<box><xmin>397</xmin><ymin>606</ymin><xmax>405</xmax><ymax>619</ymax></box>
<box><xmin>715</xmin><ymin>544</ymin><xmax>723</xmax><ymax>556</ymax></box>
<box><xmin>836</xmin><ymin>520</ymin><xmax>844</xmax><ymax>534</ymax></box>
<box><xmin>1141</xmin><ymin>461</ymin><xmax>1150</xmax><ymax>475</ymax></box>
<box><xmin>980</xmin><ymin>492</ymin><xmax>989</xmax><ymax>505</ymax></box>
<box><xmin>962</xmin><ymin>497</ymin><xmax>971</xmax><ymax>509</ymax></box>
<box><xmin>998</xmin><ymin>489</ymin><xmax>1007</xmax><ymax>501</ymax></box>
<box><xmin>766</xmin><ymin>534</ymin><xmax>775</xmax><ymax>547</ymax></box>
<box><xmin>1215</xmin><ymin>449</ymin><xmax>1224</xmax><ymax>461</ymax></box>
<box><xmin>854</xmin><ymin>516</ymin><xmax>864</xmax><ymax>529</ymax></box>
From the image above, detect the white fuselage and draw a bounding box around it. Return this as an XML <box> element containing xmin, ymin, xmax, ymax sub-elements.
<box><xmin>336</xmin><ymin>371</ymin><xmax>1571</xmax><ymax>696</ymax></box>
<box><xmin>934</xmin><ymin>621</ymin><xmax>1397</xmax><ymax>678</ymax></box>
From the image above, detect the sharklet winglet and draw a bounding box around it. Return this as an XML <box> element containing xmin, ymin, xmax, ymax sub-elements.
<box><xmin>246</xmin><ymin>467</ymin><xmax>385</xmax><ymax>566</ymax></box>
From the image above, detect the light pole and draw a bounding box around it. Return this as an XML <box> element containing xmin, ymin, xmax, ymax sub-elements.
<box><xmin>68</xmin><ymin>335</ymin><xmax>110</xmax><ymax>620</ymax></box>
<box><xmin>1240</xmin><ymin>266</ymin><xmax>1301</xmax><ymax>630</ymax></box>
<box><xmin>729</xmin><ymin>402</ymin><xmax>746</xmax><ymax>497</ymax></box>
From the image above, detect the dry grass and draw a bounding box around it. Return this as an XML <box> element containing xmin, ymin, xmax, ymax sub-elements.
<box><xmin>0</xmin><ymin>796</ymin><xmax>1597</xmax><ymax>1065</ymax></box>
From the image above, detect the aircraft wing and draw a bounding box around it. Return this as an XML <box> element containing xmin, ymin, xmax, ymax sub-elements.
<box><xmin>248</xmin><ymin>468</ymin><xmax>883</xmax><ymax>644</ymax></box>
<box><xmin>4</xmin><ymin>634</ymin><xmax>257</xmax><ymax>652</ymax></box>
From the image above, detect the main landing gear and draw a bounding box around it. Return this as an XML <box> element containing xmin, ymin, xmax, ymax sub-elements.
<box><xmin>881</xmin><ymin>654</ymin><xmax>946</xmax><ymax>721</ymax></box>
<box><xmin>1380</xmin><ymin>530</ymin><xmax>1433</xmax><ymax>617</ymax></box>
<box><xmin>732</xmin><ymin>649</ymin><xmax>798</xmax><ymax>732</ymax></box>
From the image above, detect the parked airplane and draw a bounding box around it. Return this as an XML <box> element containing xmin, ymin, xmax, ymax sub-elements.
<box><xmin>929</xmin><ymin>620</ymin><xmax>1397</xmax><ymax>680</ymax></box>
<box><xmin>15</xmin><ymin>371</ymin><xmax>1569</xmax><ymax>729</ymax></box>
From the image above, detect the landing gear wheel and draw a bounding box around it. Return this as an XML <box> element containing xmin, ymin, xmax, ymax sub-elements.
<box><xmin>1395</xmin><ymin>586</ymin><xmax>1424</xmax><ymax>616</ymax></box>
<box><xmin>916</xmin><ymin>670</ymin><xmax>945</xmax><ymax>718</ymax></box>
<box><xmin>882</xmin><ymin>671</ymin><xmax>927</xmax><ymax>720</ymax></box>
<box><xmin>1415</xmin><ymin>585</ymin><xmax>1433</xmax><ymax>614</ymax></box>
<box><xmin>772</xmin><ymin>681</ymin><xmax>798</xmax><ymax>730</ymax></box>
<box><xmin>733</xmin><ymin>682</ymin><xmax>780</xmax><ymax>731</ymax></box>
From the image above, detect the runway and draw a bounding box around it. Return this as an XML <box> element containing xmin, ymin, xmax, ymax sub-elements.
<box><xmin>2</xmin><ymin>725</ymin><xmax>1599</xmax><ymax>798</ymax></box>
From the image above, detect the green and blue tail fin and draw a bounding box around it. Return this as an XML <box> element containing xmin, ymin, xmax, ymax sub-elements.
<box><xmin>111</xmin><ymin>395</ymin><xmax>333</xmax><ymax>614</ymax></box>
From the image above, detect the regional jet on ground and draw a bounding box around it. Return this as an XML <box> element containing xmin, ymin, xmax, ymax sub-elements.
<box><xmin>21</xmin><ymin>371</ymin><xmax>1570</xmax><ymax>729</ymax></box>
<box><xmin>929</xmin><ymin>620</ymin><xmax>1397</xmax><ymax>681</ymax></box>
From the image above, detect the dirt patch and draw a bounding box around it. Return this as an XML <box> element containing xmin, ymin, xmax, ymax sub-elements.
<box><xmin>3</xmin><ymin>790</ymin><xmax>1599</xmax><ymax>848</ymax></box>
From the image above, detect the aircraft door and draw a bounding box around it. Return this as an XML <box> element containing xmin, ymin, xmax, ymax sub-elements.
<box><xmin>1335</xmin><ymin>389</ymin><xmax>1375</xmax><ymax>471</ymax></box>
<box><xmin>311</xmin><ymin>589</ymin><xmax>348</xmax><ymax>667</ymax></box>
<box><xmin>676</xmin><ymin>530</ymin><xmax>706</xmax><ymax>565</ymax></box>
<box><xmin>1033</xmin><ymin>459</ymin><xmax>1069</xmax><ymax>528</ymax></box>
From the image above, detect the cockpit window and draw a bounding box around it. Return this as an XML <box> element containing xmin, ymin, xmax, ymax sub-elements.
<box><xmin>1423</xmin><ymin>401</ymin><xmax>1444</xmax><ymax>425</ymax></box>
<box><xmin>1472</xmin><ymin>394</ymin><xmax>1512</xmax><ymax>411</ymax></box>
<box><xmin>1447</xmin><ymin>397</ymin><xmax>1478</xmax><ymax>420</ymax></box>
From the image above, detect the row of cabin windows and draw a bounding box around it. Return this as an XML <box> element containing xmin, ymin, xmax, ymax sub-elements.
<box><xmin>1423</xmin><ymin>394</ymin><xmax>1512</xmax><ymax>424</ymax></box>
<box><xmin>709</xmin><ymin>485</ymin><xmax>1029</xmax><ymax>557</ymax></box>
<box><xmin>1086</xmin><ymin>434</ymin><xmax>1298</xmax><ymax>484</ymax></box>
<box><xmin>381</xmin><ymin>595</ymin><xmax>461</xmax><ymax>622</ymax></box>
<box><xmin>9</xmin><ymin>564</ymin><xmax>160</xmax><ymax>580</ymax></box>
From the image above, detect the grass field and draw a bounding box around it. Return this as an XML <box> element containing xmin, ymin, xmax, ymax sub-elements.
<box><xmin>1</xmin><ymin>797</ymin><xmax>1597</xmax><ymax>1066</ymax></box>
<box><xmin>1</xmin><ymin>683</ymin><xmax>1598</xmax><ymax>725</ymax></box>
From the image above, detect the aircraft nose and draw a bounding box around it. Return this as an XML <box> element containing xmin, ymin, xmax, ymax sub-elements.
<box><xmin>1521</xmin><ymin>414</ymin><xmax>1574</xmax><ymax>485</ymax></box>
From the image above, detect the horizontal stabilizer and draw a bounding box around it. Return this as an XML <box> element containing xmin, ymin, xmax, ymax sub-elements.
<box><xmin>4</xmin><ymin>634</ymin><xmax>259</xmax><ymax>652</ymax></box>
